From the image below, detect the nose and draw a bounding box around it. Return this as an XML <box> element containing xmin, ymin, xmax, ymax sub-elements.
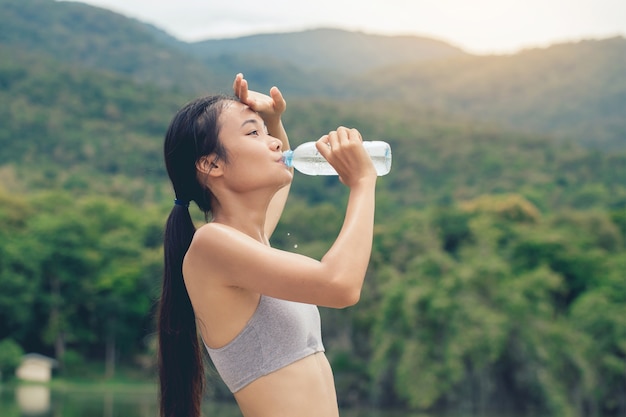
<box><xmin>270</xmin><ymin>139</ymin><xmax>282</xmax><ymax>151</ymax></box>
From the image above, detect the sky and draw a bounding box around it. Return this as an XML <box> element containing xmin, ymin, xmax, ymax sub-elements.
<box><xmin>63</xmin><ymin>0</ymin><xmax>626</xmax><ymax>54</ymax></box>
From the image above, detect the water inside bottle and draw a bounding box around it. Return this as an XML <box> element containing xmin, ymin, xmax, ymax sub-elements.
<box><xmin>283</xmin><ymin>141</ymin><xmax>391</xmax><ymax>175</ymax></box>
<box><xmin>297</xmin><ymin>155</ymin><xmax>338</xmax><ymax>175</ymax></box>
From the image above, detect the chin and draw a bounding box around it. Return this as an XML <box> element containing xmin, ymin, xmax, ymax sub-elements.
<box><xmin>278</xmin><ymin>170</ymin><xmax>294</xmax><ymax>186</ymax></box>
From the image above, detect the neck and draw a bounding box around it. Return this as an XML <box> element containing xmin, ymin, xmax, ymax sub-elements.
<box><xmin>210</xmin><ymin>190</ymin><xmax>271</xmax><ymax>243</ymax></box>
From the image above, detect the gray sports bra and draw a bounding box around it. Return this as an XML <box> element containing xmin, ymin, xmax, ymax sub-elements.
<box><xmin>204</xmin><ymin>295</ymin><xmax>325</xmax><ymax>393</ymax></box>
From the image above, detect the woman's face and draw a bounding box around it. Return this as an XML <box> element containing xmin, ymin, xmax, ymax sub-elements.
<box><xmin>215</xmin><ymin>101</ymin><xmax>292</xmax><ymax>192</ymax></box>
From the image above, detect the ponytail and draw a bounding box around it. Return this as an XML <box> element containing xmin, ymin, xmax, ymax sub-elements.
<box><xmin>158</xmin><ymin>94</ymin><xmax>234</xmax><ymax>417</ymax></box>
<box><xmin>158</xmin><ymin>204</ymin><xmax>204</xmax><ymax>417</ymax></box>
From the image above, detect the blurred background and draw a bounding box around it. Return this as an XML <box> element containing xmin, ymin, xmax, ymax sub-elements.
<box><xmin>0</xmin><ymin>0</ymin><xmax>624</xmax><ymax>416</ymax></box>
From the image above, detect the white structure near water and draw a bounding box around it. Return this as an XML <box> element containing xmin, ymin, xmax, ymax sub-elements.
<box><xmin>15</xmin><ymin>353</ymin><xmax>57</xmax><ymax>382</ymax></box>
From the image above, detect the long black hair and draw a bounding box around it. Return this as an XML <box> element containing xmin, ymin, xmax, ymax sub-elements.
<box><xmin>158</xmin><ymin>95</ymin><xmax>233</xmax><ymax>417</ymax></box>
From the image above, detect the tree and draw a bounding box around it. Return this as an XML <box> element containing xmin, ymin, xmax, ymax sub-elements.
<box><xmin>0</xmin><ymin>338</ymin><xmax>24</xmax><ymax>381</ymax></box>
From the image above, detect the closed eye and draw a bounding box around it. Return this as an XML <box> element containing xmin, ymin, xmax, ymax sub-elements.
<box><xmin>246</xmin><ymin>127</ymin><xmax>269</xmax><ymax>137</ymax></box>
<box><xmin>241</xmin><ymin>117</ymin><xmax>268</xmax><ymax>137</ymax></box>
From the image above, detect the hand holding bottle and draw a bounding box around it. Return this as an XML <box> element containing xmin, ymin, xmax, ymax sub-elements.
<box><xmin>313</xmin><ymin>127</ymin><xmax>379</xmax><ymax>186</ymax></box>
<box><xmin>283</xmin><ymin>133</ymin><xmax>391</xmax><ymax>177</ymax></box>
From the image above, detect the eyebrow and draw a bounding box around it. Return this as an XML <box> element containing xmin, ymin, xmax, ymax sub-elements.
<box><xmin>241</xmin><ymin>118</ymin><xmax>261</xmax><ymax>128</ymax></box>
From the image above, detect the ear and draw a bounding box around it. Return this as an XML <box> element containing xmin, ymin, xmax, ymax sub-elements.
<box><xmin>196</xmin><ymin>155</ymin><xmax>223</xmax><ymax>177</ymax></box>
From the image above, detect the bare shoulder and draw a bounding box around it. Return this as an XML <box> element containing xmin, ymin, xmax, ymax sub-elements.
<box><xmin>193</xmin><ymin>222</ymin><xmax>238</xmax><ymax>243</ymax></box>
<box><xmin>193</xmin><ymin>222</ymin><xmax>259</xmax><ymax>245</ymax></box>
<box><xmin>189</xmin><ymin>222</ymin><xmax>262</xmax><ymax>260</ymax></box>
<box><xmin>184</xmin><ymin>222</ymin><xmax>268</xmax><ymax>282</ymax></box>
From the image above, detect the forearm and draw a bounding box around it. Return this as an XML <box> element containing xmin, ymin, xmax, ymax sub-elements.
<box><xmin>320</xmin><ymin>178</ymin><xmax>376</xmax><ymax>301</ymax></box>
<box><xmin>264</xmin><ymin>117</ymin><xmax>292</xmax><ymax>237</ymax></box>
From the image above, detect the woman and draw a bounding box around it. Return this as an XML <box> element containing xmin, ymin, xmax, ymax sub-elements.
<box><xmin>158</xmin><ymin>73</ymin><xmax>377</xmax><ymax>417</ymax></box>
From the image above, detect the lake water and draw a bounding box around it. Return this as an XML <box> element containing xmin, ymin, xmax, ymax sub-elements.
<box><xmin>0</xmin><ymin>384</ymin><xmax>437</xmax><ymax>417</ymax></box>
<box><xmin>2</xmin><ymin>385</ymin><xmax>235</xmax><ymax>417</ymax></box>
<box><xmin>0</xmin><ymin>384</ymin><xmax>531</xmax><ymax>417</ymax></box>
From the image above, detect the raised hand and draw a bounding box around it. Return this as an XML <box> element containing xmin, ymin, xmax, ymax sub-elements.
<box><xmin>233</xmin><ymin>73</ymin><xmax>286</xmax><ymax>126</ymax></box>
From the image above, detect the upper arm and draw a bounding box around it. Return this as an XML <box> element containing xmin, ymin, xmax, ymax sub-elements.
<box><xmin>186</xmin><ymin>223</ymin><xmax>358</xmax><ymax>308</ymax></box>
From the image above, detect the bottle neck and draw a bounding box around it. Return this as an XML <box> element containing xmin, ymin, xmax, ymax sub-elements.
<box><xmin>282</xmin><ymin>150</ymin><xmax>294</xmax><ymax>168</ymax></box>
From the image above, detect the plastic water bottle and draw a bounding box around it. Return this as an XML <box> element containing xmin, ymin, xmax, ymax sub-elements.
<box><xmin>282</xmin><ymin>141</ymin><xmax>392</xmax><ymax>176</ymax></box>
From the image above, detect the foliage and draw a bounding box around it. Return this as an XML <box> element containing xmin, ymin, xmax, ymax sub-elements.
<box><xmin>0</xmin><ymin>189</ymin><xmax>164</xmax><ymax>376</ymax></box>
<box><xmin>358</xmin><ymin>37</ymin><xmax>626</xmax><ymax>150</ymax></box>
<box><xmin>0</xmin><ymin>0</ymin><xmax>217</xmax><ymax>92</ymax></box>
<box><xmin>187</xmin><ymin>28</ymin><xmax>466</xmax><ymax>75</ymax></box>
<box><xmin>357</xmin><ymin>204</ymin><xmax>624</xmax><ymax>416</ymax></box>
<box><xmin>0</xmin><ymin>338</ymin><xmax>24</xmax><ymax>379</ymax></box>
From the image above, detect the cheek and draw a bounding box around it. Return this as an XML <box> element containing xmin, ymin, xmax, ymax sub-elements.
<box><xmin>222</xmin><ymin>155</ymin><xmax>263</xmax><ymax>189</ymax></box>
<box><xmin>224</xmin><ymin>149</ymin><xmax>259</xmax><ymax>172</ymax></box>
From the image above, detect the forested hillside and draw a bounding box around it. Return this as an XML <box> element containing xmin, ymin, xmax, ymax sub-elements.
<box><xmin>358</xmin><ymin>37</ymin><xmax>626</xmax><ymax>149</ymax></box>
<box><xmin>1</xmin><ymin>0</ymin><xmax>625</xmax><ymax>149</ymax></box>
<box><xmin>0</xmin><ymin>0</ymin><xmax>625</xmax><ymax>416</ymax></box>
<box><xmin>0</xmin><ymin>0</ymin><xmax>218</xmax><ymax>91</ymax></box>
<box><xmin>0</xmin><ymin>46</ymin><xmax>183</xmax><ymax>200</ymax></box>
<box><xmin>185</xmin><ymin>27</ymin><xmax>467</xmax><ymax>74</ymax></box>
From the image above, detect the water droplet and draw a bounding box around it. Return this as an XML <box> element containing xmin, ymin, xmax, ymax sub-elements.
<box><xmin>293</xmin><ymin>244</ymin><xmax>298</xmax><ymax>249</ymax></box>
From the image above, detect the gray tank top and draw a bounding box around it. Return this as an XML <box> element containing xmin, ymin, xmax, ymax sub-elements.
<box><xmin>204</xmin><ymin>295</ymin><xmax>325</xmax><ymax>393</ymax></box>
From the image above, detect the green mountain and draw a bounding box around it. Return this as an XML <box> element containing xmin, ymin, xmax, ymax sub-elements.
<box><xmin>0</xmin><ymin>0</ymin><xmax>624</xmax><ymax>204</ymax></box>
<box><xmin>181</xmin><ymin>28</ymin><xmax>468</xmax><ymax>97</ymax></box>
<box><xmin>0</xmin><ymin>44</ymin><xmax>192</xmax><ymax>202</ymax></box>
<box><xmin>185</xmin><ymin>27</ymin><xmax>468</xmax><ymax>74</ymax></box>
<box><xmin>356</xmin><ymin>37</ymin><xmax>626</xmax><ymax>149</ymax></box>
<box><xmin>2</xmin><ymin>0</ymin><xmax>624</xmax><ymax>150</ymax></box>
<box><xmin>2</xmin><ymin>43</ymin><xmax>624</xmax><ymax>213</ymax></box>
<box><xmin>0</xmin><ymin>0</ymin><xmax>219</xmax><ymax>91</ymax></box>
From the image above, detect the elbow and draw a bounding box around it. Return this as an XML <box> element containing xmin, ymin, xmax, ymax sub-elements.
<box><xmin>318</xmin><ymin>261</ymin><xmax>365</xmax><ymax>308</ymax></box>
<box><xmin>328</xmin><ymin>280</ymin><xmax>362</xmax><ymax>308</ymax></box>
<box><xmin>339</xmin><ymin>288</ymin><xmax>361</xmax><ymax>308</ymax></box>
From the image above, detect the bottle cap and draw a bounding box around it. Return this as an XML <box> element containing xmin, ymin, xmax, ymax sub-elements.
<box><xmin>282</xmin><ymin>150</ymin><xmax>294</xmax><ymax>168</ymax></box>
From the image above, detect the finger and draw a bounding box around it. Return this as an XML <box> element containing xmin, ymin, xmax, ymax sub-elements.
<box><xmin>239</xmin><ymin>79</ymin><xmax>250</xmax><ymax>104</ymax></box>
<box><xmin>269</xmin><ymin>86</ymin><xmax>286</xmax><ymax>113</ymax></box>
<box><xmin>327</xmin><ymin>130</ymin><xmax>340</xmax><ymax>151</ymax></box>
<box><xmin>336</xmin><ymin>126</ymin><xmax>350</xmax><ymax>147</ymax></box>
<box><xmin>350</xmin><ymin>128</ymin><xmax>363</xmax><ymax>142</ymax></box>
<box><xmin>232</xmin><ymin>73</ymin><xmax>243</xmax><ymax>97</ymax></box>
<box><xmin>315</xmin><ymin>135</ymin><xmax>331</xmax><ymax>158</ymax></box>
